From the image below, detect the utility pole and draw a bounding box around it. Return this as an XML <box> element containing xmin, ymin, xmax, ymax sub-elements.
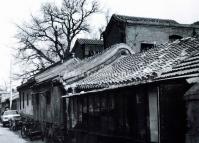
<box><xmin>10</xmin><ymin>56</ymin><xmax>12</xmax><ymax>109</ymax></box>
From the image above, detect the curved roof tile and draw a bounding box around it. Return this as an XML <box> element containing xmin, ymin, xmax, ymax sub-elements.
<box><xmin>72</xmin><ymin>37</ymin><xmax>199</xmax><ymax>90</ymax></box>
<box><xmin>35</xmin><ymin>58</ymin><xmax>79</xmax><ymax>83</ymax></box>
<box><xmin>63</xmin><ymin>43</ymin><xmax>135</xmax><ymax>83</ymax></box>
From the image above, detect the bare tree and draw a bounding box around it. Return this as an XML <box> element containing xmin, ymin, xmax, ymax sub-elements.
<box><xmin>15</xmin><ymin>0</ymin><xmax>99</xmax><ymax>80</ymax></box>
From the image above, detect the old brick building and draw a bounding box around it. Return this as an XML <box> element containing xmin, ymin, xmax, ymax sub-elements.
<box><xmin>63</xmin><ymin>37</ymin><xmax>199</xmax><ymax>143</ymax></box>
<box><xmin>16</xmin><ymin>13</ymin><xmax>199</xmax><ymax>143</ymax></box>
<box><xmin>103</xmin><ymin>14</ymin><xmax>199</xmax><ymax>53</ymax></box>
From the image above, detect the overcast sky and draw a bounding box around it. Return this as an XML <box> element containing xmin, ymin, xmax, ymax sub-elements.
<box><xmin>0</xmin><ymin>0</ymin><xmax>198</xmax><ymax>88</ymax></box>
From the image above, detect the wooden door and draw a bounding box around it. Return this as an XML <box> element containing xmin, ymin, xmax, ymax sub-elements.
<box><xmin>159</xmin><ymin>84</ymin><xmax>187</xmax><ymax>143</ymax></box>
<box><xmin>135</xmin><ymin>87</ymin><xmax>149</xmax><ymax>142</ymax></box>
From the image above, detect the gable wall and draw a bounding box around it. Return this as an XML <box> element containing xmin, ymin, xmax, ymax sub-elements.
<box><xmin>126</xmin><ymin>25</ymin><xmax>199</xmax><ymax>52</ymax></box>
<box><xmin>104</xmin><ymin>22</ymin><xmax>125</xmax><ymax>48</ymax></box>
<box><xmin>18</xmin><ymin>88</ymin><xmax>33</xmax><ymax>116</ymax></box>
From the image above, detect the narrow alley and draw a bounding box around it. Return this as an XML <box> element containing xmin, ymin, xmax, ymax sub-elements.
<box><xmin>0</xmin><ymin>123</ymin><xmax>43</xmax><ymax>143</ymax></box>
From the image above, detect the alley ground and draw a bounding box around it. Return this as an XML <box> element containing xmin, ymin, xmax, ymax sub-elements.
<box><xmin>0</xmin><ymin>123</ymin><xmax>44</xmax><ymax>143</ymax></box>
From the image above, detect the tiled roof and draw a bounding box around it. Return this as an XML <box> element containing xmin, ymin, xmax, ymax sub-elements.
<box><xmin>63</xmin><ymin>43</ymin><xmax>135</xmax><ymax>84</ymax></box>
<box><xmin>76</xmin><ymin>38</ymin><xmax>103</xmax><ymax>45</ymax></box>
<box><xmin>158</xmin><ymin>52</ymin><xmax>199</xmax><ymax>80</ymax></box>
<box><xmin>35</xmin><ymin>58</ymin><xmax>79</xmax><ymax>83</ymax></box>
<box><xmin>69</xmin><ymin>37</ymin><xmax>199</xmax><ymax>90</ymax></box>
<box><xmin>17</xmin><ymin>78</ymin><xmax>35</xmax><ymax>90</ymax></box>
<box><xmin>112</xmin><ymin>14</ymin><xmax>199</xmax><ymax>28</ymax></box>
<box><xmin>192</xmin><ymin>21</ymin><xmax>199</xmax><ymax>25</ymax></box>
<box><xmin>113</xmin><ymin>14</ymin><xmax>179</xmax><ymax>25</ymax></box>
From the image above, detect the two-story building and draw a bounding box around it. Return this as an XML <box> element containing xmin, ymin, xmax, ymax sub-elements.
<box><xmin>103</xmin><ymin>14</ymin><xmax>199</xmax><ymax>52</ymax></box>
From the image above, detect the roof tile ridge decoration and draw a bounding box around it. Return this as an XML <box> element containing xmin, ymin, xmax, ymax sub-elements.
<box><xmin>113</xmin><ymin>14</ymin><xmax>179</xmax><ymax>25</ymax></box>
<box><xmin>63</xmin><ymin>43</ymin><xmax>135</xmax><ymax>82</ymax></box>
<box><xmin>73</xmin><ymin>44</ymin><xmax>162</xmax><ymax>88</ymax></box>
<box><xmin>77</xmin><ymin>38</ymin><xmax>103</xmax><ymax>45</ymax></box>
<box><xmin>69</xmin><ymin>37</ymin><xmax>199</xmax><ymax>91</ymax></box>
<box><xmin>35</xmin><ymin>57</ymin><xmax>80</xmax><ymax>83</ymax></box>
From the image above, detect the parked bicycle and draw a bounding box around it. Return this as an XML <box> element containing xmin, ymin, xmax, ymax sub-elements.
<box><xmin>21</xmin><ymin>118</ymin><xmax>34</xmax><ymax>138</ymax></box>
<box><xmin>9</xmin><ymin>119</ymin><xmax>22</xmax><ymax>131</ymax></box>
<box><xmin>21</xmin><ymin>119</ymin><xmax>43</xmax><ymax>141</ymax></box>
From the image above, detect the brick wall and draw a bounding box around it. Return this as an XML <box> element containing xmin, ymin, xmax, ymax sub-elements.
<box><xmin>104</xmin><ymin>21</ymin><xmax>199</xmax><ymax>52</ymax></box>
<box><xmin>126</xmin><ymin>25</ymin><xmax>199</xmax><ymax>52</ymax></box>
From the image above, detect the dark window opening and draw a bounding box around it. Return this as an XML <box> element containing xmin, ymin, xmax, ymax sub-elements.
<box><xmin>19</xmin><ymin>93</ymin><xmax>21</xmax><ymax>110</ymax></box>
<box><xmin>23</xmin><ymin>92</ymin><xmax>25</xmax><ymax>108</ymax></box>
<box><xmin>31</xmin><ymin>94</ymin><xmax>34</xmax><ymax>105</ymax></box>
<box><xmin>84</xmin><ymin>47</ymin><xmax>89</xmax><ymax>56</ymax></box>
<box><xmin>169</xmin><ymin>35</ymin><xmax>182</xmax><ymax>42</ymax></box>
<box><xmin>36</xmin><ymin>94</ymin><xmax>39</xmax><ymax>106</ymax></box>
<box><xmin>46</xmin><ymin>90</ymin><xmax>51</xmax><ymax>105</ymax></box>
<box><xmin>192</xmin><ymin>28</ymin><xmax>199</xmax><ymax>37</ymax></box>
<box><xmin>27</xmin><ymin>94</ymin><xmax>29</xmax><ymax>106</ymax></box>
<box><xmin>88</xmin><ymin>50</ymin><xmax>95</xmax><ymax>57</ymax></box>
<box><xmin>141</xmin><ymin>43</ymin><xmax>154</xmax><ymax>52</ymax></box>
<box><xmin>68</xmin><ymin>88</ymin><xmax>72</xmax><ymax>93</ymax></box>
<box><xmin>120</xmin><ymin>32</ymin><xmax>125</xmax><ymax>43</ymax></box>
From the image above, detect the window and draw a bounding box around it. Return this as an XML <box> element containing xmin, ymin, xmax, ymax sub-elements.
<box><xmin>36</xmin><ymin>94</ymin><xmax>39</xmax><ymax>105</ymax></box>
<box><xmin>141</xmin><ymin>43</ymin><xmax>154</xmax><ymax>52</ymax></box>
<box><xmin>27</xmin><ymin>94</ymin><xmax>29</xmax><ymax>106</ymax></box>
<box><xmin>19</xmin><ymin>92</ymin><xmax>21</xmax><ymax>110</ymax></box>
<box><xmin>23</xmin><ymin>92</ymin><xmax>25</xmax><ymax>108</ymax></box>
<box><xmin>169</xmin><ymin>35</ymin><xmax>182</xmax><ymax>42</ymax></box>
<box><xmin>31</xmin><ymin>94</ymin><xmax>34</xmax><ymax>105</ymax></box>
<box><xmin>84</xmin><ymin>47</ymin><xmax>89</xmax><ymax>56</ymax></box>
<box><xmin>46</xmin><ymin>91</ymin><xmax>51</xmax><ymax>105</ymax></box>
<box><xmin>88</xmin><ymin>50</ymin><xmax>94</xmax><ymax>57</ymax></box>
<box><xmin>4</xmin><ymin>110</ymin><xmax>19</xmax><ymax>115</ymax></box>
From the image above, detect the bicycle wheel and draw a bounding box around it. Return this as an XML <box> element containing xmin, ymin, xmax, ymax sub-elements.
<box><xmin>21</xmin><ymin>125</ymin><xmax>27</xmax><ymax>138</ymax></box>
<box><xmin>9</xmin><ymin>120</ymin><xmax>13</xmax><ymax>130</ymax></box>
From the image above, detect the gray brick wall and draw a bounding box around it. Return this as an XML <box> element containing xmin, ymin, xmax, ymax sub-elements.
<box><xmin>126</xmin><ymin>25</ymin><xmax>199</xmax><ymax>52</ymax></box>
<box><xmin>104</xmin><ymin>20</ymin><xmax>199</xmax><ymax>53</ymax></box>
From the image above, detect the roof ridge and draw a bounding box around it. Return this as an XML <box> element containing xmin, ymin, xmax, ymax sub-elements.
<box><xmin>77</xmin><ymin>38</ymin><xmax>102</xmax><ymax>41</ymax></box>
<box><xmin>113</xmin><ymin>14</ymin><xmax>179</xmax><ymax>24</ymax></box>
<box><xmin>63</xmin><ymin>43</ymin><xmax>135</xmax><ymax>81</ymax></box>
<box><xmin>74</xmin><ymin>38</ymin><xmax>103</xmax><ymax>47</ymax></box>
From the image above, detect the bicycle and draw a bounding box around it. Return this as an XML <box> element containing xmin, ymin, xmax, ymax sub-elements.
<box><xmin>28</xmin><ymin>120</ymin><xmax>43</xmax><ymax>141</ymax></box>
<box><xmin>21</xmin><ymin>119</ymin><xmax>34</xmax><ymax>138</ymax></box>
<box><xmin>9</xmin><ymin>119</ymin><xmax>22</xmax><ymax>131</ymax></box>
